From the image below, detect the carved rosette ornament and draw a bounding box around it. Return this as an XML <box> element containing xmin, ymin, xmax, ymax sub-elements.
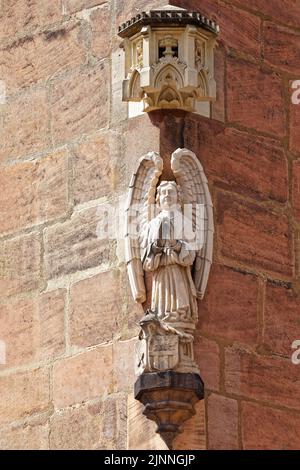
<box><xmin>125</xmin><ymin>149</ymin><xmax>214</xmax><ymax>448</ymax></box>
<box><xmin>118</xmin><ymin>5</ymin><xmax>219</xmax><ymax>114</ymax></box>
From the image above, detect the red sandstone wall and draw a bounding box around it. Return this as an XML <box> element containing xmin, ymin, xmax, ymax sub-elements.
<box><xmin>172</xmin><ymin>0</ymin><xmax>300</xmax><ymax>449</ymax></box>
<box><xmin>0</xmin><ymin>0</ymin><xmax>299</xmax><ymax>450</ymax></box>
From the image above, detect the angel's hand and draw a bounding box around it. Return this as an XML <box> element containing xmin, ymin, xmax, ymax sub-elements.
<box><xmin>172</xmin><ymin>241</ymin><xmax>182</xmax><ymax>252</ymax></box>
<box><xmin>156</xmin><ymin>238</ymin><xmax>165</xmax><ymax>247</ymax></box>
<box><xmin>151</xmin><ymin>242</ymin><xmax>163</xmax><ymax>254</ymax></box>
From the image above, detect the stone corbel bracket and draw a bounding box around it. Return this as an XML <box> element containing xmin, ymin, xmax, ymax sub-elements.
<box><xmin>118</xmin><ymin>5</ymin><xmax>219</xmax><ymax>115</ymax></box>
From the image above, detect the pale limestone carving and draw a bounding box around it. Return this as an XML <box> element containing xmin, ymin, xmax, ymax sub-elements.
<box><xmin>136</xmin><ymin>40</ymin><xmax>143</xmax><ymax>68</ymax></box>
<box><xmin>118</xmin><ymin>6</ymin><xmax>219</xmax><ymax>114</ymax></box>
<box><xmin>125</xmin><ymin>149</ymin><xmax>214</xmax><ymax>375</ymax></box>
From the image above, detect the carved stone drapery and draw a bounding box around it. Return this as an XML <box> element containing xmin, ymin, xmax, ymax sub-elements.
<box><xmin>125</xmin><ymin>148</ymin><xmax>214</xmax><ymax>447</ymax></box>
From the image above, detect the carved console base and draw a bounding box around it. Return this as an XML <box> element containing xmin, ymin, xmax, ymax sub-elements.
<box><xmin>134</xmin><ymin>371</ymin><xmax>204</xmax><ymax>449</ymax></box>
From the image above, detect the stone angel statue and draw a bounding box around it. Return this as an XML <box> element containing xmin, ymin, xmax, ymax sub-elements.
<box><xmin>125</xmin><ymin>148</ymin><xmax>214</xmax><ymax>374</ymax></box>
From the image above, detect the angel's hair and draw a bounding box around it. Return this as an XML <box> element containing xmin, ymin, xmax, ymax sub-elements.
<box><xmin>155</xmin><ymin>180</ymin><xmax>182</xmax><ymax>207</ymax></box>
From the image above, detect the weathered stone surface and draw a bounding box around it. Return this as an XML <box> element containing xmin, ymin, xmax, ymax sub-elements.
<box><xmin>0</xmin><ymin>233</ymin><xmax>41</xmax><ymax>298</ymax></box>
<box><xmin>232</xmin><ymin>0</ymin><xmax>300</xmax><ymax>29</ymax></box>
<box><xmin>64</xmin><ymin>0</ymin><xmax>107</xmax><ymax>14</ymax></box>
<box><xmin>0</xmin><ymin>150</ymin><xmax>69</xmax><ymax>235</ymax></box>
<box><xmin>225</xmin><ymin>347</ymin><xmax>300</xmax><ymax>410</ymax></box>
<box><xmin>0</xmin><ymin>418</ymin><xmax>49</xmax><ymax>450</ymax></box>
<box><xmin>290</xmin><ymin>99</ymin><xmax>300</xmax><ymax>155</ymax></box>
<box><xmin>90</xmin><ymin>4</ymin><xmax>111</xmax><ymax>59</ymax></box>
<box><xmin>123</xmin><ymin>113</ymin><xmax>160</xmax><ymax>184</ymax></box>
<box><xmin>264</xmin><ymin>283</ymin><xmax>300</xmax><ymax>357</ymax></box>
<box><xmin>227</xmin><ymin>57</ymin><xmax>286</xmax><ymax>137</ymax></box>
<box><xmin>37</xmin><ymin>290</ymin><xmax>66</xmax><ymax>360</ymax></box>
<box><xmin>53</xmin><ymin>344</ymin><xmax>113</xmax><ymax>409</ymax></box>
<box><xmin>242</xmin><ymin>402</ymin><xmax>300</xmax><ymax>450</ymax></box>
<box><xmin>44</xmin><ymin>206</ymin><xmax>115</xmax><ymax>280</ymax></box>
<box><xmin>194</xmin><ymin>335</ymin><xmax>220</xmax><ymax>392</ymax></box>
<box><xmin>200</xmin><ymin>265</ymin><xmax>259</xmax><ymax>345</ymax></box>
<box><xmin>0</xmin><ymin>290</ymin><xmax>65</xmax><ymax>368</ymax></box>
<box><xmin>110</xmin><ymin>46</ymin><xmax>128</xmax><ymax>125</ymax></box>
<box><xmin>50</xmin><ymin>400</ymin><xmax>102</xmax><ymax>450</ymax></box>
<box><xmin>184</xmin><ymin>117</ymin><xmax>288</xmax><ymax>203</ymax></box>
<box><xmin>155</xmin><ymin>113</ymin><xmax>185</xmax><ymax>181</ymax></box>
<box><xmin>70</xmin><ymin>271</ymin><xmax>122</xmax><ymax>348</ymax></box>
<box><xmin>293</xmin><ymin>160</ymin><xmax>300</xmax><ymax>221</ymax></box>
<box><xmin>73</xmin><ymin>132</ymin><xmax>115</xmax><ymax>205</ymax></box>
<box><xmin>121</xmin><ymin>270</ymin><xmax>144</xmax><ymax>340</ymax></box>
<box><xmin>264</xmin><ymin>22</ymin><xmax>300</xmax><ymax>75</ymax></box>
<box><xmin>173</xmin><ymin>400</ymin><xmax>206</xmax><ymax>450</ymax></box>
<box><xmin>127</xmin><ymin>393</ymin><xmax>168</xmax><ymax>450</ymax></box>
<box><xmin>171</xmin><ymin>0</ymin><xmax>217</xmax><ymax>14</ymax></box>
<box><xmin>0</xmin><ymin>22</ymin><xmax>85</xmax><ymax>93</ymax></box>
<box><xmin>217</xmin><ymin>193</ymin><xmax>293</xmax><ymax>278</ymax></box>
<box><xmin>170</xmin><ymin>0</ymin><xmax>261</xmax><ymax>58</ymax></box>
<box><xmin>99</xmin><ymin>393</ymin><xmax>127</xmax><ymax>450</ymax></box>
<box><xmin>216</xmin><ymin>1</ymin><xmax>261</xmax><ymax>58</ymax></box>
<box><xmin>113</xmin><ymin>339</ymin><xmax>137</xmax><ymax>393</ymax></box>
<box><xmin>1</xmin><ymin>0</ymin><xmax>300</xmax><ymax>453</ymax></box>
<box><xmin>211</xmin><ymin>47</ymin><xmax>225</xmax><ymax>122</ymax></box>
<box><xmin>115</xmin><ymin>0</ymin><xmax>164</xmax><ymax>26</ymax></box>
<box><xmin>207</xmin><ymin>394</ymin><xmax>239</xmax><ymax>450</ymax></box>
<box><xmin>0</xmin><ymin>0</ymin><xmax>62</xmax><ymax>41</ymax></box>
<box><xmin>0</xmin><ymin>368</ymin><xmax>50</xmax><ymax>424</ymax></box>
<box><xmin>0</xmin><ymin>88</ymin><xmax>49</xmax><ymax>162</ymax></box>
<box><xmin>50</xmin><ymin>62</ymin><xmax>109</xmax><ymax>145</ymax></box>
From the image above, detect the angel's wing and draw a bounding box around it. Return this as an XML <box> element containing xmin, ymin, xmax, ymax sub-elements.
<box><xmin>125</xmin><ymin>152</ymin><xmax>163</xmax><ymax>303</ymax></box>
<box><xmin>171</xmin><ymin>148</ymin><xmax>214</xmax><ymax>300</ymax></box>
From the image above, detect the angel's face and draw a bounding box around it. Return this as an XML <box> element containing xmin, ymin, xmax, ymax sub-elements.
<box><xmin>159</xmin><ymin>183</ymin><xmax>178</xmax><ymax>210</ymax></box>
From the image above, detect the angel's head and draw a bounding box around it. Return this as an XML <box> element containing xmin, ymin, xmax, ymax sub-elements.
<box><xmin>156</xmin><ymin>181</ymin><xmax>181</xmax><ymax>211</ymax></box>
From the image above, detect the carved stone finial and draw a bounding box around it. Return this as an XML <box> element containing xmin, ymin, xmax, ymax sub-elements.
<box><xmin>118</xmin><ymin>7</ymin><xmax>219</xmax><ymax>114</ymax></box>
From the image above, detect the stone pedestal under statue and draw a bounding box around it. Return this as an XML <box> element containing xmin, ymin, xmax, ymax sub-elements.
<box><xmin>135</xmin><ymin>371</ymin><xmax>204</xmax><ymax>449</ymax></box>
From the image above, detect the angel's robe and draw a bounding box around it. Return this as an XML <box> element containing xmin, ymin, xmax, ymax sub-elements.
<box><xmin>142</xmin><ymin>209</ymin><xmax>198</xmax><ymax>322</ymax></box>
